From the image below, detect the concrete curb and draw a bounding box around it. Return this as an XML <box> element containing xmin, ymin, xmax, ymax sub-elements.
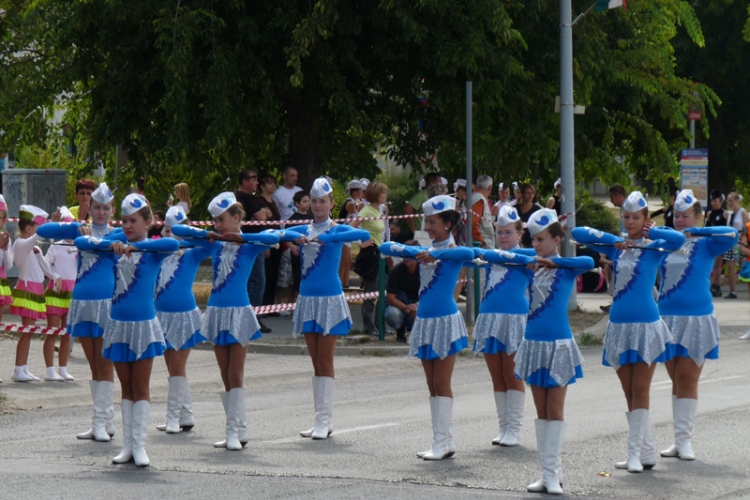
<box><xmin>246</xmin><ymin>343</ymin><xmax>410</xmax><ymax>356</ymax></box>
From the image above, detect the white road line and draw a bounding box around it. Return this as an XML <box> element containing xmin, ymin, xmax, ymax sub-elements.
<box><xmin>263</xmin><ymin>423</ymin><xmax>401</xmax><ymax>444</ymax></box>
<box><xmin>653</xmin><ymin>375</ymin><xmax>745</xmax><ymax>390</ymax></box>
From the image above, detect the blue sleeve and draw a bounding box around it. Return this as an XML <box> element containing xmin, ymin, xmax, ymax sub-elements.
<box><xmin>277</xmin><ymin>225</ymin><xmax>309</xmax><ymax>241</ymax></box>
<box><xmin>647</xmin><ymin>226</ymin><xmax>686</xmax><ymax>251</ymax></box>
<box><xmin>104</xmin><ymin>229</ymin><xmax>128</xmax><ymax>242</ymax></box>
<box><xmin>479</xmin><ymin>249</ymin><xmax>536</xmax><ymax>266</ymax></box>
<box><xmin>513</xmin><ymin>248</ymin><xmax>537</xmax><ymax>257</ymax></box>
<box><xmin>379</xmin><ymin>242</ymin><xmax>428</xmax><ymax>258</ymax></box>
<box><xmin>37</xmin><ymin>222</ymin><xmax>83</xmax><ymax>240</ymax></box>
<box><xmin>571</xmin><ymin>226</ymin><xmax>622</xmax><ymax>260</ymax></box>
<box><xmin>240</xmin><ymin>231</ymin><xmax>280</xmax><ymax>246</ymax></box>
<box><xmin>550</xmin><ymin>256</ymin><xmax>595</xmax><ymax>275</ymax></box>
<box><xmin>131</xmin><ymin>238</ymin><xmax>180</xmax><ymax>252</ymax></box>
<box><xmin>74</xmin><ymin>236</ymin><xmax>115</xmax><ymax>252</ymax></box>
<box><xmin>685</xmin><ymin>227</ymin><xmax>739</xmax><ymax>257</ymax></box>
<box><xmin>429</xmin><ymin>246</ymin><xmax>475</xmax><ymax>262</ymax></box>
<box><xmin>318</xmin><ymin>225</ymin><xmax>371</xmax><ymax>244</ymax></box>
<box><xmin>172</xmin><ymin>225</ymin><xmax>211</xmax><ymax>239</ymax></box>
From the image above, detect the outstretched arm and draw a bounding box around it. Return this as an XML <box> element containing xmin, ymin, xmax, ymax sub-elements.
<box><xmin>428</xmin><ymin>246</ymin><xmax>475</xmax><ymax>263</ymax></box>
<box><xmin>379</xmin><ymin>242</ymin><xmax>428</xmax><ymax>259</ymax></box>
<box><xmin>571</xmin><ymin>226</ymin><xmax>622</xmax><ymax>260</ymax></box>
<box><xmin>545</xmin><ymin>256</ymin><xmax>595</xmax><ymax>276</ymax></box>
<box><xmin>275</xmin><ymin>225</ymin><xmax>309</xmax><ymax>242</ymax></box>
<box><xmin>647</xmin><ymin>226</ymin><xmax>686</xmax><ymax>252</ymax></box>
<box><xmin>318</xmin><ymin>224</ymin><xmax>371</xmax><ymax>244</ymax></box>
<box><xmin>476</xmin><ymin>248</ymin><xmax>536</xmax><ymax>266</ymax></box>
<box><xmin>37</xmin><ymin>222</ymin><xmax>84</xmax><ymax>241</ymax></box>
<box><xmin>684</xmin><ymin>227</ymin><xmax>739</xmax><ymax>257</ymax></box>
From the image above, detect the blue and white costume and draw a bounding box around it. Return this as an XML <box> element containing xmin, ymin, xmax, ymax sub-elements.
<box><xmin>380</xmin><ymin>239</ymin><xmax>474</xmax><ymax>359</ymax></box>
<box><xmin>155</xmin><ymin>209</ymin><xmax>210</xmax><ymax>351</ymax></box>
<box><xmin>172</xmin><ymin>224</ymin><xmax>279</xmax><ymax>346</ymax></box>
<box><xmin>659</xmin><ymin>224</ymin><xmax>738</xmax><ymax>366</ymax></box>
<box><xmin>471</xmin><ymin>247</ymin><xmax>536</xmax><ymax>355</ymax></box>
<box><xmin>572</xmin><ymin>209</ymin><xmax>685</xmax><ymax>369</ymax></box>
<box><xmin>75</xmin><ymin>234</ymin><xmax>179</xmax><ymax>362</ymax></box>
<box><xmin>280</xmin><ymin>221</ymin><xmax>370</xmax><ymax>336</ymax></box>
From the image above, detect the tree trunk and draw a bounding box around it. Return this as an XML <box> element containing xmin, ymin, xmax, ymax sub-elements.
<box><xmin>283</xmin><ymin>88</ymin><xmax>322</xmax><ymax>190</ymax></box>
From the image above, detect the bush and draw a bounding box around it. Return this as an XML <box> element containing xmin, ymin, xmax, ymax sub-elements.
<box><xmin>574</xmin><ymin>189</ymin><xmax>619</xmax><ymax>235</ymax></box>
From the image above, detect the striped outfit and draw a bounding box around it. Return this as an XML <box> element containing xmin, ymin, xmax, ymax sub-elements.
<box><xmin>10</xmin><ymin>234</ymin><xmax>54</xmax><ymax>320</ymax></box>
<box><xmin>44</xmin><ymin>242</ymin><xmax>78</xmax><ymax>316</ymax></box>
<box><xmin>0</xmin><ymin>236</ymin><xmax>13</xmax><ymax>306</ymax></box>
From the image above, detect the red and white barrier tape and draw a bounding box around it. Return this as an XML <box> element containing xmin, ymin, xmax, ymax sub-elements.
<box><xmin>0</xmin><ymin>323</ymin><xmax>67</xmax><ymax>336</ymax></box>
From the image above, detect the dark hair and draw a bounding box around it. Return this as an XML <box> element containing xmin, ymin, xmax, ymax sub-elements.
<box><xmin>238</xmin><ymin>169</ymin><xmax>257</xmax><ymax>185</ymax></box>
<box><xmin>436</xmin><ymin>210</ymin><xmax>460</xmax><ymax>231</ymax></box>
<box><xmin>520</xmin><ymin>182</ymin><xmax>536</xmax><ymax>195</ymax></box>
<box><xmin>153</xmin><ymin>210</ymin><xmax>166</xmax><ymax>221</ymax></box>
<box><xmin>609</xmin><ymin>185</ymin><xmax>627</xmax><ymax>197</ymax></box>
<box><xmin>18</xmin><ymin>219</ymin><xmax>36</xmax><ymax>233</ymax></box>
<box><xmin>710</xmin><ymin>189</ymin><xmax>724</xmax><ymax>202</ymax></box>
<box><xmin>424</xmin><ymin>173</ymin><xmax>440</xmax><ymax>186</ymax></box>
<box><xmin>131</xmin><ymin>205</ymin><xmax>153</xmax><ymax>222</ymax></box>
<box><xmin>258</xmin><ymin>172</ymin><xmax>276</xmax><ymax>187</ymax></box>
<box><xmin>293</xmin><ymin>190</ymin><xmax>309</xmax><ymax>205</ymax></box>
<box><xmin>137</xmin><ymin>177</ymin><xmax>146</xmax><ymax>191</ymax></box>
<box><xmin>283</xmin><ymin>165</ymin><xmax>298</xmax><ymax>175</ymax></box>
<box><xmin>545</xmin><ymin>222</ymin><xmax>565</xmax><ymax>239</ymax></box>
<box><xmin>75</xmin><ymin>179</ymin><xmax>96</xmax><ymax>193</ymax></box>
<box><xmin>690</xmin><ymin>201</ymin><xmax>702</xmax><ymax>216</ymax></box>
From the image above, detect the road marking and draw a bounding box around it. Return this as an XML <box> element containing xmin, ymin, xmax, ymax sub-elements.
<box><xmin>263</xmin><ymin>423</ymin><xmax>401</xmax><ymax>444</ymax></box>
<box><xmin>653</xmin><ymin>375</ymin><xmax>745</xmax><ymax>389</ymax></box>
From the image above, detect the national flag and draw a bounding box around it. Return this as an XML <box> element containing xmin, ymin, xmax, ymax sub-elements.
<box><xmin>595</xmin><ymin>0</ymin><xmax>627</xmax><ymax>11</ymax></box>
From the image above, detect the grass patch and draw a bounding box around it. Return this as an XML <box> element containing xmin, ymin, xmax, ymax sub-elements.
<box><xmin>578</xmin><ymin>332</ymin><xmax>603</xmax><ymax>346</ymax></box>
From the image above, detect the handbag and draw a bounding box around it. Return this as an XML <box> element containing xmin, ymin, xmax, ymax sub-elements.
<box><xmin>353</xmin><ymin>245</ymin><xmax>380</xmax><ymax>280</ymax></box>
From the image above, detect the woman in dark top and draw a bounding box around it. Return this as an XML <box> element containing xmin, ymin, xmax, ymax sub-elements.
<box><xmin>287</xmin><ymin>191</ymin><xmax>314</xmax><ymax>297</ymax></box>
<box><xmin>257</xmin><ymin>173</ymin><xmax>282</xmax><ymax>306</ymax></box>
<box><xmin>650</xmin><ymin>187</ymin><xmax>677</xmax><ymax>229</ymax></box>
<box><xmin>705</xmin><ymin>190</ymin><xmax>727</xmax><ymax>297</ymax></box>
<box><xmin>517</xmin><ymin>183</ymin><xmax>541</xmax><ymax>247</ymax></box>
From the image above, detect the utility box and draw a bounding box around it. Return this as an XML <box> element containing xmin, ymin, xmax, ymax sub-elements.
<box><xmin>0</xmin><ymin>168</ymin><xmax>68</xmax><ymax>279</ymax></box>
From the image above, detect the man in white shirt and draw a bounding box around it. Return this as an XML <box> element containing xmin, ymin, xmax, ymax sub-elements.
<box><xmin>273</xmin><ymin>166</ymin><xmax>303</xmax><ymax>220</ymax></box>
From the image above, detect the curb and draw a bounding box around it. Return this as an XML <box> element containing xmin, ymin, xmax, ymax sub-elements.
<box><xmin>246</xmin><ymin>343</ymin><xmax>410</xmax><ymax>356</ymax></box>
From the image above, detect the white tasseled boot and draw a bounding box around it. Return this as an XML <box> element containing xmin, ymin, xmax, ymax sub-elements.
<box><xmin>225</xmin><ymin>388</ymin><xmax>242</xmax><ymax>451</ymax></box>
<box><xmin>213</xmin><ymin>392</ymin><xmax>230</xmax><ymax>448</ymax></box>
<box><xmin>92</xmin><ymin>381</ymin><xmax>113</xmax><ymax>442</ymax></box>
<box><xmin>300</xmin><ymin>376</ymin><xmax>320</xmax><ymax>438</ymax></box>
<box><xmin>112</xmin><ymin>400</ymin><xmax>134</xmax><ymax>464</ymax></box>
<box><xmin>422</xmin><ymin>397</ymin><xmax>453</xmax><ymax>460</ymax></box>
<box><xmin>500</xmin><ymin>389</ymin><xmax>525</xmax><ymax>447</ymax></box>
<box><xmin>661</xmin><ymin>395</ymin><xmax>679</xmax><ymax>457</ymax></box>
<box><xmin>311</xmin><ymin>377</ymin><xmax>335</xmax><ymax>440</ymax></box>
<box><xmin>624</xmin><ymin>408</ymin><xmax>647</xmax><ymax>473</ymax></box>
<box><xmin>417</xmin><ymin>397</ymin><xmax>437</xmax><ymax>458</ymax></box>
<box><xmin>179</xmin><ymin>378</ymin><xmax>195</xmax><ymax>431</ymax></box>
<box><xmin>526</xmin><ymin>419</ymin><xmax>548</xmax><ymax>492</ymax></box>
<box><xmin>675</xmin><ymin>398</ymin><xmax>698</xmax><ymax>460</ymax></box>
<box><xmin>131</xmin><ymin>400</ymin><xmax>151</xmax><ymax>467</ymax></box>
<box><xmin>164</xmin><ymin>376</ymin><xmax>184</xmax><ymax>434</ymax></box>
<box><xmin>491</xmin><ymin>392</ymin><xmax>507</xmax><ymax>446</ymax></box>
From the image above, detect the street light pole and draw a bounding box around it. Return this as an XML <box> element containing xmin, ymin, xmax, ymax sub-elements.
<box><xmin>465</xmin><ymin>81</ymin><xmax>475</xmax><ymax>324</ymax></box>
<box><xmin>560</xmin><ymin>0</ymin><xmax>577</xmax><ymax>310</ymax></box>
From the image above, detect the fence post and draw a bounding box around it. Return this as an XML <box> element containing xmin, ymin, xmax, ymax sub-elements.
<box><xmin>377</xmin><ymin>254</ymin><xmax>387</xmax><ymax>341</ymax></box>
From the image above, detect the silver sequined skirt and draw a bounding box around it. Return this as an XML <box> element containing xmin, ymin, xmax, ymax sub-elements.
<box><xmin>103</xmin><ymin>317</ymin><xmax>165</xmax><ymax>361</ymax></box>
<box><xmin>473</xmin><ymin>313</ymin><xmax>527</xmax><ymax>355</ymax></box>
<box><xmin>514</xmin><ymin>338</ymin><xmax>584</xmax><ymax>387</ymax></box>
<box><xmin>202</xmin><ymin>305</ymin><xmax>261</xmax><ymax>346</ymax></box>
<box><xmin>292</xmin><ymin>294</ymin><xmax>352</xmax><ymax>337</ymax></box>
<box><xmin>662</xmin><ymin>314</ymin><xmax>720</xmax><ymax>367</ymax></box>
<box><xmin>157</xmin><ymin>308</ymin><xmax>205</xmax><ymax>351</ymax></box>
<box><xmin>603</xmin><ymin>319</ymin><xmax>673</xmax><ymax>369</ymax></box>
<box><xmin>68</xmin><ymin>298</ymin><xmax>111</xmax><ymax>335</ymax></box>
<box><xmin>409</xmin><ymin>312</ymin><xmax>468</xmax><ymax>360</ymax></box>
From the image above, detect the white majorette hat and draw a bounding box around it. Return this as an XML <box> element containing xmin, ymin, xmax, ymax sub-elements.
<box><xmin>346</xmin><ymin>180</ymin><xmax>363</xmax><ymax>192</ymax></box>
<box><xmin>19</xmin><ymin>205</ymin><xmax>48</xmax><ymax>225</ymax></box>
<box><xmin>59</xmin><ymin>206</ymin><xmax>75</xmax><ymax>223</ymax></box>
<box><xmin>311</xmin><ymin>177</ymin><xmax>334</xmax><ymax>199</ymax></box>
<box><xmin>440</xmin><ymin>177</ymin><xmax>448</xmax><ymax>185</ymax></box>
<box><xmin>0</xmin><ymin>194</ymin><xmax>6</xmax><ymax>212</ymax></box>
<box><xmin>554</xmin><ymin>178</ymin><xmax>562</xmax><ymax>189</ymax></box>
<box><xmin>498</xmin><ymin>182</ymin><xmax>505</xmax><ymax>191</ymax></box>
<box><xmin>92</xmin><ymin>182</ymin><xmax>114</xmax><ymax>205</ymax></box>
<box><xmin>453</xmin><ymin>179</ymin><xmax>467</xmax><ymax>191</ymax></box>
<box><xmin>512</xmin><ymin>181</ymin><xmax>519</xmax><ymax>190</ymax></box>
<box><xmin>674</xmin><ymin>189</ymin><xmax>697</xmax><ymax>213</ymax></box>
<box><xmin>622</xmin><ymin>191</ymin><xmax>648</xmax><ymax>213</ymax></box>
<box><xmin>496</xmin><ymin>205</ymin><xmax>520</xmax><ymax>227</ymax></box>
<box><xmin>422</xmin><ymin>195</ymin><xmax>455</xmax><ymax>216</ymax></box>
<box><xmin>359</xmin><ymin>178</ymin><xmax>370</xmax><ymax>189</ymax></box>
<box><xmin>165</xmin><ymin>206</ymin><xmax>187</xmax><ymax>228</ymax></box>
<box><xmin>121</xmin><ymin>194</ymin><xmax>148</xmax><ymax>217</ymax></box>
<box><xmin>208</xmin><ymin>192</ymin><xmax>236</xmax><ymax>218</ymax></box>
<box><xmin>527</xmin><ymin>208</ymin><xmax>558</xmax><ymax>236</ymax></box>
<box><xmin>419</xmin><ymin>178</ymin><xmax>426</xmax><ymax>190</ymax></box>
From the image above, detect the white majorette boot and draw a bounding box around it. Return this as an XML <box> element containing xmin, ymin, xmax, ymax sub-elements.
<box><xmin>90</xmin><ymin>381</ymin><xmax>113</xmax><ymax>442</ymax></box>
<box><xmin>417</xmin><ymin>397</ymin><xmax>437</xmax><ymax>458</ymax></box>
<box><xmin>236</xmin><ymin>388</ymin><xmax>249</xmax><ymax>447</ymax></box>
<box><xmin>541</xmin><ymin>420</ymin><xmax>565</xmax><ymax>495</ymax></box>
<box><xmin>213</xmin><ymin>392</ymin><xmax>230</xmax><ymax>448</ymax></box>
<box><xmin>23</xmin><ymin>365</ymin><xmax>41</xmax><ymax>382</ymax></box>
<box><xmin>224</xmin><ymin>388</ymin><xmax>243</xmax><ymax>450</ymax></box>
<box><xmin>661</xmin><ymin>395</ymin><xmax>679</xmax><ymax>457</ymax></box>
<box><xmin>624</xmin><ymin>408</ymin><xmax>648</xmax><ymax>473</ymax></box>
<box><xmin>131</xmin><ymin>400</ymin><xmax>151</xmax><ymax>467</ymax></box>
<box><xmin>106</xmin><ymin>393</ymin><xmax>116</xmax><ymax>438</ymax></box>
<box><xmin>58</xmin><ymin>366</ymin><xmax>75</xmax><ymax>381</ymax></box>
<box><xmin>11</xmin><ymin>366</ymin><xmax>33</xmax><ymax>382</ymax></box>
<box><xmin>674</xmin><ymin>398</ymin><xmax>697</xmax><ymax>460</ymax></box>
<box><xmin>179</xmin><ymin>378</ymin><xmax>195</xmax><ymax>431</ymax></box>
<box><xmin>616</xmin><ymin>412</ymin><xmax>657</xmax><ymax>470</ymax></box>
<box><xmin>491</xmin><ymin>392</ymin><xmax>507</xmax><ymax>445</ymax></box>
<box><xmin>312</xmin><ymin>377</ymin><xmax>335</xmax><ymax>440</ymax></box>
<box><xmin>739</xmin><ymin>329</ymin><xmax>750</xmax><ymax>340</ymax></box>
<box><xmin>44</xmin><ymin>366</ymin><xmax>64</xmax><ymax>382</ymax></box>
<box><xmin>112</xmin><ymin>400</ymin><xmax>134</xmax><ymax>464</ymax></box>
<box><xmin>77</xmin><ymin>381</ymin><xmax>99</xmax><ymax>439</ymax></box>
<box><xmin>422</xmin><ymin>396</ymin><xmax>454</xmax><ymax>460</ymax></box>
<box><xmin>500</xmin><ymin>389</ymin><xmax>525</xmax><ymax>447</ymax></box>
<box><xmin>300</xmin><ymin>376</ymin><xmax>320</xmax><ymax>438</ymax></box>
<box><xmin>527</xmin><ymin>419</ymin><xmax>548</xmax><ymax>492</ymax></box>
<box><xmin>164</xmin><ymin>376</ymin><xmax>184</xmax><ymax>434</ymax></box>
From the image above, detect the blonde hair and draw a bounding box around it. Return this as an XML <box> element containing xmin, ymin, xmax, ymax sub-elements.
<box><xmin>174</xmin><ymin>183</ymin><xmax>192</xmax><ymax>210</ymax></box>
<box><xmin>727</xmin><ymin>191</ymin><xmax>742</xmax><ymax>203</ymax></box>
<box><xmin>225</xmin><ymin>202</ymin><xmax>246</xmax><ymax>220</ymax></box>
